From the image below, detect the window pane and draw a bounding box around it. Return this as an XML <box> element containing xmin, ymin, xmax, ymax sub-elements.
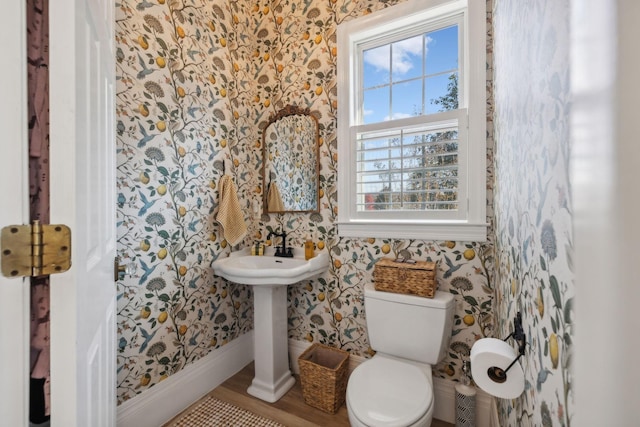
<box><xmin>391</xmin><ymin>34</ymin><xmax>423</xmax><ymax>82</ymax></box>
<box><xmin>358</xmin><ymin>136</ymin><xmax>401</xmax><ymax>170</ymax></box>
<box><xmin>363</xmin><ymin>45</ymin><xmax>390</xmax><ymax>89</ymax></box>
<box><xmin>362</xmin><ymin>25</ymin><xmax>459</xmax><ymax>125</ymax></box>
<box><xmin>355</xmin><ymin>125</ymin><xmax>460</xmax><ymax>212</ymax></box>
<box><xmin>425</xmin><ymin>25</ymin><xmax>458</xmax><ymax>75</ymax></box>
<box><xmin>363</xmin><ymin>86</ymin><xmax>390</xmax><ymax>124</ymax></box>
<box><xmin>392</xmin><ymin>80</ymin><xmax>423</xmax><ymax>119</ymax></box>
<box><xmin>425</xmin><ymin>73</ymin><xmax>454</xmax><ymax>114</ymax></box>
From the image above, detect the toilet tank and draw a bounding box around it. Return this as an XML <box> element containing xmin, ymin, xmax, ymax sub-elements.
<box><xmin>364</xmin><ymin>282</ymin><xmax>454</xmax><ymax>364</ymax></box>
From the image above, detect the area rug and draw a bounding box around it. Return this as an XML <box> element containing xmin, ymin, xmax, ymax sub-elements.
<box><xmin>167</xmin><ymin>396</ymin><xmax>286</xmax><ymax>427</ymax></box>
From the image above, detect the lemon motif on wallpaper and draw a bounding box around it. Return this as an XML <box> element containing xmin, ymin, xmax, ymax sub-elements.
<box><xmin>157</xmin><ymin>311</ymin><xmax>168</xmax><ymax>324</ymax></box>
<box><xmin>138</xmin><ymin>104</ymin><xmax>149</xmax><ymax>117</ymax></box>
<box><xmin>549</xmin><ymin>333</ymin><xmax>559</xmax><ymax>369</ymax></box>
<box><xmin>137</xmin><ymin>35</ymin><xmax>148</xmax><ymax>50</ymax></box>
<box><xmin>462</xmin><ymin>314</ymin><xmax>475</xmax><ymax>326</ymax></box>
<box><xmin>140</xmin><ymin>306</ymin><xmax>151</xmax><ymax>319</ymax></box>
<box><xmin>463</xmin><ymin>248</ymin><xmax>475</xmax><ymax>260</ymax></box>
<box><xmin>139</xmin><ymin>171</ymin><xmax>150</xmax><ymax>184</ymax></box>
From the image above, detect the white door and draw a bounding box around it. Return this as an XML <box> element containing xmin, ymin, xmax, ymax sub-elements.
<box><xmin>49</xmin><ymin>0</ymin><xmax>117</xmax><ymax>425</ymax></box>
<box><xmin>0</xmin><ymin>2</ymin><xmax>30</xmax><ymax>425</ymax></box>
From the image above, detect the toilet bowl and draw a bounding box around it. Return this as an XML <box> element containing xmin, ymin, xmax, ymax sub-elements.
<box><xmin>346</xmin><ymin>354</ymin><xmax>433</xmax><ymax>427</ymax></box>
<box><xmin>345</xmin><ymin>283</ymin><xmax>454</xmax><ymax>427</ymax></box>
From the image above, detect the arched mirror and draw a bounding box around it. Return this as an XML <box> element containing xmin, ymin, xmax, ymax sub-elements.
<box><xmin>262</xmin><ymin>105</ymin><xmax>319</xmax><ymax>213</ymax></box>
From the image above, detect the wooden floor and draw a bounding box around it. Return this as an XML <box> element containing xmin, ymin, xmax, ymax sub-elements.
<box><xmin>165</xmin><ymin>362</ymin><xmax>453</xmax><ymax>427</ymax></box>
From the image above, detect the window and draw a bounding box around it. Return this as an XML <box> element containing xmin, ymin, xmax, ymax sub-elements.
<box><xmin>337</xmin><ymin>0</ymin><xmax>486</xmax><ymax>241</ymax></box>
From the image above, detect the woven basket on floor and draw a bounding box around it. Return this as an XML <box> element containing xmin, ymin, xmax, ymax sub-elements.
<box><xmin>298</xmin><ymin>343</ymin><xmax>350</xmax><ymax>414</ymax></box>
<box><xmin>373</xmin><ymin>258</ymin><xmax>438</xmax><ymax>298</ymax></box>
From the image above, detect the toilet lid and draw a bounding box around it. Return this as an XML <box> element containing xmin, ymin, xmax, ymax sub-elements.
<box><xmin>347</xmin><ymin>357</ymin><xmax>432</xmax><ymax>427</ymax></box>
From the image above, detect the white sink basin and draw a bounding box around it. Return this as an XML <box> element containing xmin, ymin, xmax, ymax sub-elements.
<box><xmin>212</xmin><ymin>247</ymin><xmax>329</xmax><ymax>286</ymax></box>
<box><xmin>211</xmin><ymin>246</ymin><xmax>329</xmax><ymax>403</ymax></box>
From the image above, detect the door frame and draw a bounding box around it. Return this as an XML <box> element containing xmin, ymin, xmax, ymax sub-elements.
<box><xmin>0</xmin><ymin>1</ymin><xmax>30</xmax><ymax>425</ymax></box>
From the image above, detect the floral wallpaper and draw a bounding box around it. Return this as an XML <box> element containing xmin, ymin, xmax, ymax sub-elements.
<box><xmin>493</xmin><ymin>0</ymin><xmax>574</xmax><ymax>426</ymax></box>
<box><xmin>115</xmin><ymin>0</ymin><xmax>259</xmax><ymax>403</ymax></box>
<box><xmin>115</xmin><ymin>0</ymin><xmax>495</xmax><ymax>405</ymax></box>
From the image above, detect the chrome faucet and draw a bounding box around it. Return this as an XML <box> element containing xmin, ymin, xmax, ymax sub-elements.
<box><xmin>267</xmin><ymin>230</ymin><xmax>293</xmax><ymax>257</ymax></box>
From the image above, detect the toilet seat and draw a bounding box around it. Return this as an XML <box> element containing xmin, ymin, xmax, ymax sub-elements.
<box><xmin>347</xmin><ymin>356</ymin><xmax>432</xmax><ymax>427</ymax></box>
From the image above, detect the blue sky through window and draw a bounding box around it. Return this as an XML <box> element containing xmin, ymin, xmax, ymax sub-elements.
<box><xmin>362</xmin><ymin>24</ymin><xmax>458</xmax><ymax>124</ymax></box>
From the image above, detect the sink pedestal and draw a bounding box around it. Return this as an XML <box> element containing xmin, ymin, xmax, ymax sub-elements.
<box><xmin>211</xmin><ymin>249</ymin><xmax>329</xmax><ymax>403</ymax></box>
<box><xmin>247</xmin><ymin>285</ymin><xmax>295</xmax><ymax>402</ymax></box>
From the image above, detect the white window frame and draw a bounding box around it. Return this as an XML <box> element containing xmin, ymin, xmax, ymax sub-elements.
<box><xmin>337</xmin><ymin>0</ymin><xmax>487</xmax><ymax>241</ymax></box>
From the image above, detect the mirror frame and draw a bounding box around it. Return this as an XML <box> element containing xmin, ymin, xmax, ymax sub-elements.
<box><xmin>262</xmin><ymin>105</ymin><xmax>320</xmax><ymax>214</ymax></box>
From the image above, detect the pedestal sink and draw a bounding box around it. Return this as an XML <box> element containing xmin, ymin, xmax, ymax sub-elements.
<box><xmin>212</xmin><ymin>247</ymin><xmax>329</xmax><ymax>402</ymax></box>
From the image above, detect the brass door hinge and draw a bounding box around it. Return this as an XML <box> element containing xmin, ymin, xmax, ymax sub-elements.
<box><xmin>1</xmin><ymin>221</ymin><xmax>71</xmax><ymax>278</ymax></box>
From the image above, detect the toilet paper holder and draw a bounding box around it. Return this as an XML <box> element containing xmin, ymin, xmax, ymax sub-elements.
<box><xmin>487</xmin><ymin>312</ymin><xmax>526</xmax><ymax>384</ymax></box>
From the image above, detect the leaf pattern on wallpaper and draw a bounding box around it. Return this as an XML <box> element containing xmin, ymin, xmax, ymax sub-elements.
<box><xmin>115</xmin><ymin>0</ymin><xmax>259</xmax><ymax>404</ymax></box>
<box><xmin>493</xmin><ymin>1</ymin><xmax>574</xmax><ymax>426</ymax></box>
<box><xmin>115</xmin><ymin>0</ymin><xmax>496</xmax><ymax>405</ymax></box>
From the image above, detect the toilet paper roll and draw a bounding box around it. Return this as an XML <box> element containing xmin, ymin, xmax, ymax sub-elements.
<box><xmin>470</xmin><ymin>338</ymin><xmax>525</xmax><ymax>399</ymax></box>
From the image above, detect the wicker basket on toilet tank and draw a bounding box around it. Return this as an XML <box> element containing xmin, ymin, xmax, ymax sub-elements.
<box><xmin>373</xmin><ymin>258</ymin><xmax>438</xmax><ymax>298</ymax></box>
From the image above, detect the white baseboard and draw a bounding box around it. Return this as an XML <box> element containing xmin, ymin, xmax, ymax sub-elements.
<box><xmin>117</xmin><ymin>331</ymin><xmax>254</xmax><ymax>427</ymax></box>
<box><xmin>288</xmin><ymin>339</ymin><xmax>493</xmax><ymax>427</ymax></box>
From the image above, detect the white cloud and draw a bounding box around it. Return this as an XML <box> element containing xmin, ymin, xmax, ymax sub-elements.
<box><xmin>363</xmin><ymin>45</ymin><xmax>390</xmax><ymax>73</ymax></box>
<box><xmin>364</xmin><ymin>35</ymin><xmax>432</xmax><ymax>76</ymax></box>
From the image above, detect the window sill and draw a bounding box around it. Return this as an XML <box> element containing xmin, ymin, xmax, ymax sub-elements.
<box><xmin>337</xmin><ymin>220</ymin><xmax>488</xmax><ymax>242</ymax></box>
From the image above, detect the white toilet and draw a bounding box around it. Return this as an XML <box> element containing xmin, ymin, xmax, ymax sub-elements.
<box><xmin>346</xmin><ymin>282</ymin><xmax>454</xmax><ymax>427</ymax></box>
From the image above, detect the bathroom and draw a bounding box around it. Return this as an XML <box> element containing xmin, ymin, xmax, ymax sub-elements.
<box><xmin>111</xmin><ymin>0</ymin><xmax>575</xmax><ymax>424</ymax></box>
<box><xmin>115</xmin><ymin>0</ymin><xmax>500</xmax><ymax>420</ymax></box>
<box><xmin>2</xmin><ymin>0</ymin><xmax>637</xmax><ymax>426</ymax></box>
